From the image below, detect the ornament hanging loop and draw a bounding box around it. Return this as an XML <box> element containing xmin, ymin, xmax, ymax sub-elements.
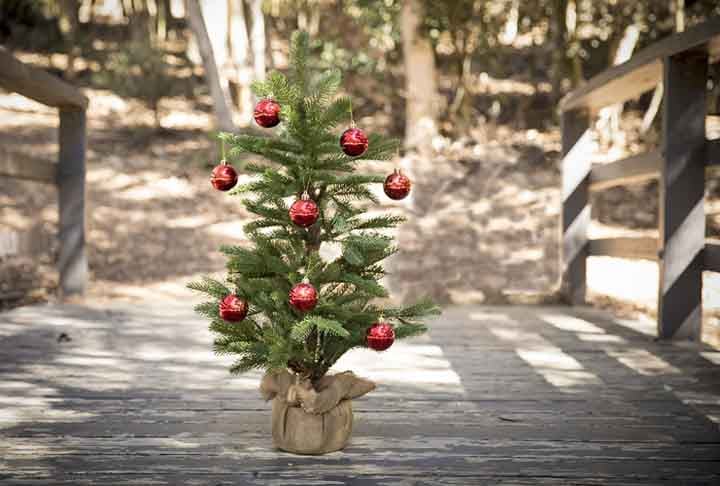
<box><xmin>349</xmin><ymin>100</ymin><xmax>355</xmax><ymax>128</ymax></box>
<box><xmin>220</xmin><ymin>138</ymin><xmax>228</xmax><ymax>165</ymax></box>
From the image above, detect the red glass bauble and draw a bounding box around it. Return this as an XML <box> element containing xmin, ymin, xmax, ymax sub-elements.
<box><xmin>340</xmin><ymin>127</ymin><xmax>369</xmax><ymax>157</ymax></box>
<box><xmin>254</xmin><ymin>98</ymin><xmax>281</xmax><ymax>127</ymax></box>
<box><xmin>366</xmin><ymin>322</ymin><xmax>395</xmax><ymax>351</ymax></box>
<box><xmin>289</xmin><ymin>282</ymin><xmax>318</xmax><ymax>312</ymax></box>
<box><xmin>383</xmin><ymin>169</ymin><xmax>411</xmax><ymax>200</ymax></box>
<box><xmin>211</xmin><ymin>163</ymin><xmax>238</xmax><ymax>191</ymax></box>
<box><xmin>219</xmin><ymin>294</ymin><xmax>248</xmax><ymax>322</ymax></box>
<box><xmin>289</xmin><ymin>194</ymin><xmax>319</xmax><ymax>227</ymax></box>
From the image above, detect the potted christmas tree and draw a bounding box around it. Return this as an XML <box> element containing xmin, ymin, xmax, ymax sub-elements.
<box><xmin>189</xmin><ymin>31</ymin><xmax>439</xmax><ymax>455</ymax></box>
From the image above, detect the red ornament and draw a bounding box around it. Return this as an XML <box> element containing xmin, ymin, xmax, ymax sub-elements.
<box><xmin>211</xmin><ymin>162</ymin><xmax>238</xmax><ymax>191</ymax></box>
<box><xmin>289</xmin><ymin>281</ymin><xmax>318</xmax><ymax>312</ymax></box>
<box><xmin>289</xmin><ymin>192</ymin><xmax>319</xmax><ymax>227</ymax></box>
<box><xmin>219</xmin><ymin>294</ymin><xmax>248</xmax><ymax>322</ymax></box>
<box><xmin>366</xmin><ymin>321</ymin><xmax>395</xmax><ymax>351</ymax></box>
<box><xmin>340</xmin><ymin>127</ymin><xmax>369</xmax><ymax>157</ymax></box>
<box><xmin>383</xmin><ymin>169</ymin><xmax>411</xmax><ymax>200</ymax></box>
<box><xmin>254</xmin><ymin>98</ymin><xmax>281</xmax><ymax>128</ymax></box>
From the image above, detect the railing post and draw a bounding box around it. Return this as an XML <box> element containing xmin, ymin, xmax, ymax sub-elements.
<box><xmin>657</xmin><ymin>51</ymin><xmax>707</xmax><ymax>340</ymax></box>
<box><xmin>560</xmin><ymin>109</ymin><xmax>592</xmax><ymax>305</ymax></box>
<box><xmin>58</xmin><ymin>108</ymin><xmax>87</xmax><ymax>296</ymax></box>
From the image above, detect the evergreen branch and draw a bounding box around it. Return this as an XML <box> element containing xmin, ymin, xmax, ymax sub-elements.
<box><xmin>356</xmin><ymin>134</ymin><xmax>400</xmax><ymax>161</ymax></box>
<box><xmin>350</xmin><ymin>215</ymin><xmax>406</xmax><ymax>232</ymax></box>
<box><xmin>187</xmin><ymin>277</ymin><xmax>230</xmax><ymax>299</ymax></box>
<box><xmin>393</xmin><ymin>323</ymin><xmax>428</xmax><ymax>340</ymax></box>
<box><xmin>319</xmin><ymin>96</ymin><xmax>351</xmax><ymax>129</ymax></box>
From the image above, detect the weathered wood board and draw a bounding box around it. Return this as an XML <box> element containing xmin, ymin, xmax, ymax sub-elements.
<box><xmin>1</xmin><ymin>303</ymin><xmax>719</xmax><ymax>484</ymax></box>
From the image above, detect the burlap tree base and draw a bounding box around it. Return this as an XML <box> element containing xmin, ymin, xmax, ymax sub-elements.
<box><xmin>260</xmin><ymin>370</ymin><xmax>376</xmax><ymax>454</ymax></box>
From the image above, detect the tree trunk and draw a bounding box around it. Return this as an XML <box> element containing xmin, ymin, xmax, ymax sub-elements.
<box><xmin>643</xmin><ymin>0</ymin><xmax>685</xmax><ymax>133</ymax></box>
<box><xmin>597</xmin><ymin>23</ymin><xmax>640</xmax><ymax>150</ymax></box>
<box><xmin>228</xmin><ymin>0</ymin><xmax>254</xmax><ymax>123</ymax></box>
<box><xmin>249</xmin><ymin>0</ymin><xmax>266</xmax><ymax>82</ymax></box>
<box><xmin>185</xmin><ymin>0</ymin><xmax>236</xmax><ymax>131</ymax></box>
<box><xmin>58</xmin><ymin>0</ymin><xmax>80</xmax><ymax>79</ymax></box>
<box><xmin>400</xmin><ymin>0</ymin><xmax>438</xmax><ymax>152</ymax></box>
<box><xmin>499</xmin><ymin>0</ymin><xmax>519</xmax><ymax>45</ymax></box>
<box><xmin>551</xmin><ymin>0</ymin><xmax>568</xmax><ymax>100</ymax></box>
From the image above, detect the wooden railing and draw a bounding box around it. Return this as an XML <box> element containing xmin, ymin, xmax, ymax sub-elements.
<box><xmin>0</xmin><ymin>47</ymin><xmax>88</xmax><ymax>296</ymax></box>
<box><xmin>559</xmin><ymin>18</ymin><xmax>720</xmax><ymax>341</ymax></box>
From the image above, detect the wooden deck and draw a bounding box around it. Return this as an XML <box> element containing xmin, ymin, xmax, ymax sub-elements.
<box><xmin>1</xmin><ymin>302</ymin><xmax>720</xmax><ymax>484</ymax></box>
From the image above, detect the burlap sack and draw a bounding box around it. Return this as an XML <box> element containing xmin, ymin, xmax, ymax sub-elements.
<box><xmin>260</xmin><ymin>370</ymin><xmax>376</xmax><ymax>454</ymax></box>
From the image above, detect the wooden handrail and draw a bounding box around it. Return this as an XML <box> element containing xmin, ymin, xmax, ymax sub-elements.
<box><xmin>560</xmin><ymin>17</ymin><xmax>720</xmax><ymax>341</ymax></box>
<box><xmin>0</xmin><ymin>147</ymin><xmax>57</xmax><ymax>183</ymax></box>
<box><xmin>0</xmin><ymin>49</ymin><xmax>87</xmax><ymax>297</ymax></box>
<box><xmin>0</xmin><ymin>47</ymin><xmax>88</xmax><ymax>110</ymax></box>
<box><xmin>588</xmin><ymin>237</ymin><xmax>658</xmax><ymax>261</ymax></box>
<box><xmin>589</xmin><ymin>150</ymin><xmax>662</xmax><ymax>191</ymax></box>
<box><xmin>560</xmin><ymin>18</ymin><xmax>720</xmax><ymax>113</ymax></box>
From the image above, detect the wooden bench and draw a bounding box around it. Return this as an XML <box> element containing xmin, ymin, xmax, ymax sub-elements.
<box><xmin>559</xmin><ymin>18</ymin><xmax>720</xmax><ymax>341</ymax></box>
<box><xmin>0</xmin><ymin>47</ymin><xmax>88</xmax><ymax>296</ymax></box>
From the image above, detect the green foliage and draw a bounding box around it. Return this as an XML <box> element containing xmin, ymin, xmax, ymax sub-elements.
<box><xmin>190</xmin><ymin>30</ymin><xmax>439</xmax><ymax>382</ymax></box>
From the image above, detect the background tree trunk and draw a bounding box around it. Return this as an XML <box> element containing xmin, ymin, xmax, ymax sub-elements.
<box><xmin>184</xmin><ymin>0</ymin><xmax>236</xmax><ymax>131</ymax></box>
<box><xmin>400</xmin><ymin>0</ymin><xmax>438</xmax><ymax>153</ymax></box>
<box><xmin>551</xmin><ymin>0</ymin><xmax>568</xmax><ymax>101</ymax></box>
<box><xmin>249</xmin><ymin>0</ymin><xmax>266</xmax><ymax>82</ymax></box>
<box><xmin>228</xmin><ymin>0</ymin><xmax>254</xmax><ymax>123</ymax></box>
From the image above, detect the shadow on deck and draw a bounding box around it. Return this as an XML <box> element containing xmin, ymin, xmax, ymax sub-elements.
<box><xmin>1</xmin><ymin>302</ymin><xmax>719</xmax><ymax>484</ymax></box>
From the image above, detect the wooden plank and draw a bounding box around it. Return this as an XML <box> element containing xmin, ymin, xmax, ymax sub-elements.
<box><xmin>560</xmin><ymin>18</ymin><xmax>720</xmax><ymax>113</ymax></box>
<box><xmin>588</xmin><ymin>237</ymin><xmax>659</xmax><ymax>261</ymax></box>
<box><xmin>0</xmin><ymin>147</ymin><xmax>57</xmax><ymax>183</ymax></box>
<box><xmin>589</xmin><ymin>150</ymin><xmax>662</xmax><ymax>191</ymax></box>
<box><xmin>657</xmin><ymin>51</ymin><xmax>708</xmax><ymax>341</ymax></box>
<box><xmin>560</xmin><ymin>110</ymin><xmax>592</xmax><ymax>304</ymax></box>
<box><xmin>57</xmin><ymin>109</ymin><xmax>87</xmax><ymax>296</ymax></box>
<box><xmin>704</xmin><ymin>242</ymin><xmax>720</xmax><ymax>273</ymax></box>
<box><xmin>0</xmin><ymin>47</ymin><xmax>88</xmax><ymax>110</ymax></box>
<box><xmin>1</xmin><ymin>303</ymin><xmax>719</xmax><ymax>484</ymax></box>
<box><xmin>708</xmin><ymin>138</ymin><xmax>720</xmax><ymax>166</ymax></box>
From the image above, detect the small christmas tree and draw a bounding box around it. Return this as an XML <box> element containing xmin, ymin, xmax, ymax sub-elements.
<box><xmin>189</xmin><ymin>31</ymin><xmax>439</xmax><ymax>386</ymax></box>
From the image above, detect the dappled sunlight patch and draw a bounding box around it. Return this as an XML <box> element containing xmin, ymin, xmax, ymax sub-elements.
<box><xmin>489</xmin><ymin>328</ymin><xmax>549</xmax><ymax>349</ymax></box>
<box><xmin>611</xmin><ymin>316</ymin><xmax>657</xmax><ymax>337</ymax></box>
<box><xmin>115</xmin><ymin>175</ymin><xmax>197</xmax><ymax>201</ymax></box>
<box><xmin>490</xmin><ymin>325</ymin><xmax>603</xmax><ymax>390</ymax></box>
<box><xmin>577</xmin><ymin>333</ymin><xmax>626</xmax><ymax>343</ymax></box>
<box><xmin>334</xmin><ymin>340</ymin><xmax>465</xmax><ymax>395</ymax></box>
<box><xmin>0</xmin><ymin>390</ymin><xmax>97</xmax><ymax>430</ymax></box>
<box><xmin>469</xmin><ymin>311</ymin><xmax>513</xmax><ymax>323</ymax></box>
<box><xmin>515</xmin><ymin>348</ymin><xmax>603</xmax><ymax>389</ymax></box>
<box><xmin>588</xmin><ymin>256</ymin><xmax>658</xmax><ymax>308</ymax></box>
<box><xmin>55</xmin><ymin>355</ymin><xmax>122</xmax><ymax>367</ymax></box>
<box><xmin>541</xmin><ymin>314</ymin><xmax>606</xmax><ymax>334</ymax></box>
<box><xmin>205</xmin><ymin>220</ymin><xmax>248</xmax><ymax>240</ymax></box>
<box><xmin>606</xmin><ymin>349</ymin><xmax>681</xmax><ymax>376</ymax></box>
<box><xmin>86</xmin><ymin>169</ymin><xmax>138</xmax><ymax>190</ymax></box>
<box><xmin>166</xmin><ymin>214</ymin><xmax>217</xmax><ymax>229</ymax></box>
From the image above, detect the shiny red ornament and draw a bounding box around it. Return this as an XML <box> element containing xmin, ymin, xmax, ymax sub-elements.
<box><xmin>383</xmin><ymin>169</ymin><xmax>411</xmax><ymax>200</ymax></box>
<box><xmin>219</xmin><ymin>294</ymin><xmax>248</xmax><ymax>322</ymax></box>
<box><xmin>340</xmin><ymin>127</ymin><xmax>369</xmax><ymax>157</ymax></box>
<box><xmin>366</xmin><ymin>321</ymin><xmax>395</xmax><ymax>351</ymax></box>
<box><xmin>289</xmin><ymin>193</ymin><xmax>319</xmax><ymax>228</ymax></box>
<box><xmin>210</xmin><ymin>162</ymin><xmax>238</xmax><ymax>191</ymax></box>
<box><xmin>289</xmin><ymin>282</ymin><xmax>318</xmax><ymax>312</ymax></box>
<box><xmin>254</xmin><ymin>98</ymin><xmax>281</xmax><ymax>127</ymax></box>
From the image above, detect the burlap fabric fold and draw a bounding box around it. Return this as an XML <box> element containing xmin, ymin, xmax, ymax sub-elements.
<box><xmin>260</xmin><ymin>370</ymin><xmax>376</xmax><ymax>454</ymax></box>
